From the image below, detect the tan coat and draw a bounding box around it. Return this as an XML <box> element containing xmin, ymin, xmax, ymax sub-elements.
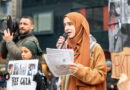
<box><xmin>61</xmin><ymin>43</ymin><xmax>107</xmax><ymax>90</ymax></box>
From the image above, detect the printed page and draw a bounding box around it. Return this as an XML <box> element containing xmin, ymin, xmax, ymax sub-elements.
<box><xmin>46</xmin><ymin>48</ymin><xmax>74</xmax><ymax>62</ymax></box>
<box><xmin>44</xmin><ymin>48</ymin><xmax>74</xmax><ymax>77</ymax></box>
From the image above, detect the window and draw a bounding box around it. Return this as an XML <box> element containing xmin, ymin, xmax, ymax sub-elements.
<box><xmin>72</xmin><ymin>7</ymin><xmax>103</xmax><ymax>31</ymax></box>
<box><xmin>33</xmin><ymin>11</ymin><xmax>54</xmax><ymax>34</ymax></box>
<box><xmin>0</xmin><ymin>1</ymin><xmax>12</xmax><ymax>19</ymax></box>
<box><xmin>87</xmin><ymin>7</ymin><xmax>103</xmax><ymax>31</ymax></box>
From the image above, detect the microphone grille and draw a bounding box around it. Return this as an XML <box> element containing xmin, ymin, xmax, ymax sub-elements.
<box><xmin>63</xmin><ymin>33</ymin><xmax>68</xmax><ymax>39</ymax></box>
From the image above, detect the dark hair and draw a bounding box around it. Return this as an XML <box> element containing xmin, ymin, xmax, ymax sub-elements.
<box><xmin>21</xmin><ymin>16</ymin><xmax>34</xmax><ymax>25</ymax></box>
<box><xmin>9</xmin><ymin>64</ymin><xmax>13</xmax><ymax>69</ymax></box>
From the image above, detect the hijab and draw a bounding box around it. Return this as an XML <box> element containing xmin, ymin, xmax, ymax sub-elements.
<box><xmin>64</xmin><ymin>12</ymin><xmax>90</xmax><ymax>66</ymax></box>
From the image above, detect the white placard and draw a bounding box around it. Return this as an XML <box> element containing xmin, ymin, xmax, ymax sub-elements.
<box><xmin>7</xmin><ymin>59</ymin><xmax>38</xmax><ymax>90</ymax></box>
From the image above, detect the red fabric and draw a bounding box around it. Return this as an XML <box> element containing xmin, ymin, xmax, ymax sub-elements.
<box><xmin>110</xmin><ymin>15</ymin><xmax>116</xmax><ymax>31</ymax></box>
<box><xmin>103</xmin><ymin>6</ymin><xmax>109</xmax><ymax>31</ymax></box>
<box><xmin>0</xmin><ymin>53</ymin><xmax>2</xmax><ymax>60</ymax></box>
<box><xmin>80</xmin><ymin>8</ymin><xmax>86</xmax><ymax>17</ymax></box>
<box><xmin>0</xmin><ymin>76</ymin><xmax>2</xmax><ymax>80</ymax></box>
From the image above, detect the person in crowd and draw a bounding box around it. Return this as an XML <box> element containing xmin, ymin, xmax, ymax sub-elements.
<box><xmin>8</xmin><ymin>64</ymin><xmax>13</xmax><ymax>75</ymax></box>
<box><xmin>117</xmin><ymin>74</ymin><xmax>130</xmax><ymax>90</ymax></box>
<box><xmin>106</xmin><ymin>60</ymin><xmax>118</xmax><ymax>90</ymax></box>
<box><xmin>1</xmin><ymin>16</ymin><xmax>39</xmax><ymax>61</ymax></box>
<box><xmin>21</xmin><ymin>41</ymin><xmax>47</xmax><ymax>90</ymax></box>
<box><xmin>0</xmin><ymin>16</ymin><xmax>39</xmax><ymax>89</ymax></box>
<box><xmin>56</xmin><ymin>12</ymin><xmax>107</xmax><ymax>90</ymax></box>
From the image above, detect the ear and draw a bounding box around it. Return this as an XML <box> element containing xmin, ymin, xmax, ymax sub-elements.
<box><xmin>31</xmin><ymin>24</ymin><xmax>35</xmax><ymax>30</ymax></box>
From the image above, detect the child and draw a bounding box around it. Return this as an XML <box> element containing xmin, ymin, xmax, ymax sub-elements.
<box><xmin>21</xmin><ymin>41</ymin><xmax>47</xmax><ymax>90</ymax></box>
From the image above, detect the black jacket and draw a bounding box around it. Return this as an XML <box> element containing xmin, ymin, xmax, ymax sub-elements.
<box><xmin>106</xmin><ymin>71</ymin><xmax>118</xmax><ymax>90</ymax></box>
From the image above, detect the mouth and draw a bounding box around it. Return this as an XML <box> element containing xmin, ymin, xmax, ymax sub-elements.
<box><xmin>20</xmin><ymin>27</ymin><xmax>24</xmax><ymax>31</ymax></box>
<box><xmin>19</xmin><ymin>29</ymin><xmax>23</xmax><ymax>32</ymax></box>
<box><xmin>67</xmin><ymin>32</ymin><xmax>72</xmax><ymax>36</ymax></box>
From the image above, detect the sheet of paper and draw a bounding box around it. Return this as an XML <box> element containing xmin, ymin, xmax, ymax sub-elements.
<box><xmin>44</xmin><ymin>48</ymin><xmax>74</xmax><ymax>77</ymax></box>
<box><xmin>46</xmin><ymin>48</ymin><xmax>74</xmax><ymax>62</ymax></box>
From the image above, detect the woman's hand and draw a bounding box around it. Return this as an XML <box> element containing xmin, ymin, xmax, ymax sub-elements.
<box><xmin>68</xmin><ymin>63</ymin><xmax>79</xmax><ymax>74</ymax></box>
<box><xmin>56</xmin><ymin>36</ymin><xmax>66</xmax><ymax>49</ymax></box>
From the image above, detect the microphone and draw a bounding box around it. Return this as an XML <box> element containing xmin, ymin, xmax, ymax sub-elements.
<box><xmin>57</xmin><ymin>33</ymin><xmax>68</xmax><ymax>49</ymax></box>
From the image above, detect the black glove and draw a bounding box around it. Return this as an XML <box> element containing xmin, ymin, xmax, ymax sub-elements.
<box><xmin>1</xmin><ymin>41</ymin><xmax>8</xmax><ymax>59</ymax></box>
<box><xmin>4</xmin><ymin>72</ymin><xmax>10</xmax><ymax>80</ymax></box>
<box><xmin>33</xmin><ymin>72</ymin><xmax>47</xmax><ymax>90</ymax></box>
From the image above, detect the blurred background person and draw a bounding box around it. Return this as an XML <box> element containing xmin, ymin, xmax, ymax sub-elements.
<box><xmin>0</xmin><ymin>16</ymin><xmax>39</xmax><ymax>89</ymax></box>
<box><xmin>1</xmin><ymin>16</ymin><xmax>39</xmax><ymax>62</ymax></box>
<box><xmin>106</xmin><ymin>60</ymin><xmax>118</xmax><ymax>90</ymax></box>
<box><xmin>21</xmin><ymin>41</ymin><xmax>47</xmax><ymax>90</ymax></box>
<box><xmin>8</xmin><ymin>64</ymin><xmax>13</xmax><ymax>75</ymax></box>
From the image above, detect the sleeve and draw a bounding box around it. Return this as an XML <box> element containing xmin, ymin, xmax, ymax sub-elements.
<box><xmin>112</xmin><ymin>79</ymin><xmax>118</xmax><ymax>89</ymax></box>
<box><xmin>73</xmin><ymin>43</ymin><xmax>107</xmax><ymax>85</ymax></box>
<box><xmin>1</xmin><ymin>41</ymin><xmax>8</xmax><ymax>59</ymax></box>
<box><xmin>6</xmin><ymin>40</ymin><xmax>22</xmax><ymax>59</ymax></box>
<box><xmin>61</xmin><ymin>76</ymin><xmax>66</xmax><ymax>90</ymax></box>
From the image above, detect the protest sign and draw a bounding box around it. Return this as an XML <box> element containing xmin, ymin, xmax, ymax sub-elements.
<box><xmin>7</xmin><ymin>60</ymin><xmax>38</xmax><ymax>90</ymax></box>
<box><xmin>111</xmin><ymin>47</ymin><xmax>130</xmax><ymax>79</ymax></box>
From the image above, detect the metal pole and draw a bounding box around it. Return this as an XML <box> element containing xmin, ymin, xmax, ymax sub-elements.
<box><xmin>0</xmin><ymin>0</ymin><xmax>1</xmax><ymax>8</ymax></box>
<box><xmin>0</xmin><ymin>0</ymin><xmax>1</xmax><ymax>13</ymax></box>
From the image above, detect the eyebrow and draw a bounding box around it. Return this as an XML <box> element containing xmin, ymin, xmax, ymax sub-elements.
<box><xmin>64</xmin><ymin>21</ymin><xmax>72</xmax><ymax>24</ymax></box>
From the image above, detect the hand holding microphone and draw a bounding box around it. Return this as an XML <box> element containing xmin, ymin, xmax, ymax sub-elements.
<box><xmin>56</xmin><ymin>33</ymin><xmax>68</xmax><ymax>49</ymax></box>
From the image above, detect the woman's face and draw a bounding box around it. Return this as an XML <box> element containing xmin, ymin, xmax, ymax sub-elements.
<box><xmin>63</xmin><ymin>17</ymin><xmax>76</xmax><ymax>38</ymax></box>
<box><xmin>21</xmin><ymin>47</ymin><xmax>33</xmax><ymax>60</ymax></box>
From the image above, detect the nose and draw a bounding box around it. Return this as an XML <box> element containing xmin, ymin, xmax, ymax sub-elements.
<box><xmin>19</xmin><ymin>23</ymin><xmax>24</xmax><ymax>28</ymax></box>
<box><xmin>64</xmin><ymin>25</ymin><xmax>69</xmax><ymax>32</ymax></box>
<box><xmin>21</xmin><ymin>52</ymin><xmax>25</xmax><ymax>57</ymax></box>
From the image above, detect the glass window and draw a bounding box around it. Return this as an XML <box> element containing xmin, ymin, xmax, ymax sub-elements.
<box><xmin>33</xmin><ymin>11</ymin><xmax>54</xmax><ymax>34</ymax></box>
<box><xmin>0</xmin><ymin>0</ymin><xmax>12</xmax><ymax>19</ymax></box>
<box><xmin>87</xmin><ymin>7</ymin><xmax>103</xmax><ymax>31</ymax></box>
<box><xmin>71</xmin><ymin>7</ymin><xmax>103</xmax><ymax>31</ymax></box>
